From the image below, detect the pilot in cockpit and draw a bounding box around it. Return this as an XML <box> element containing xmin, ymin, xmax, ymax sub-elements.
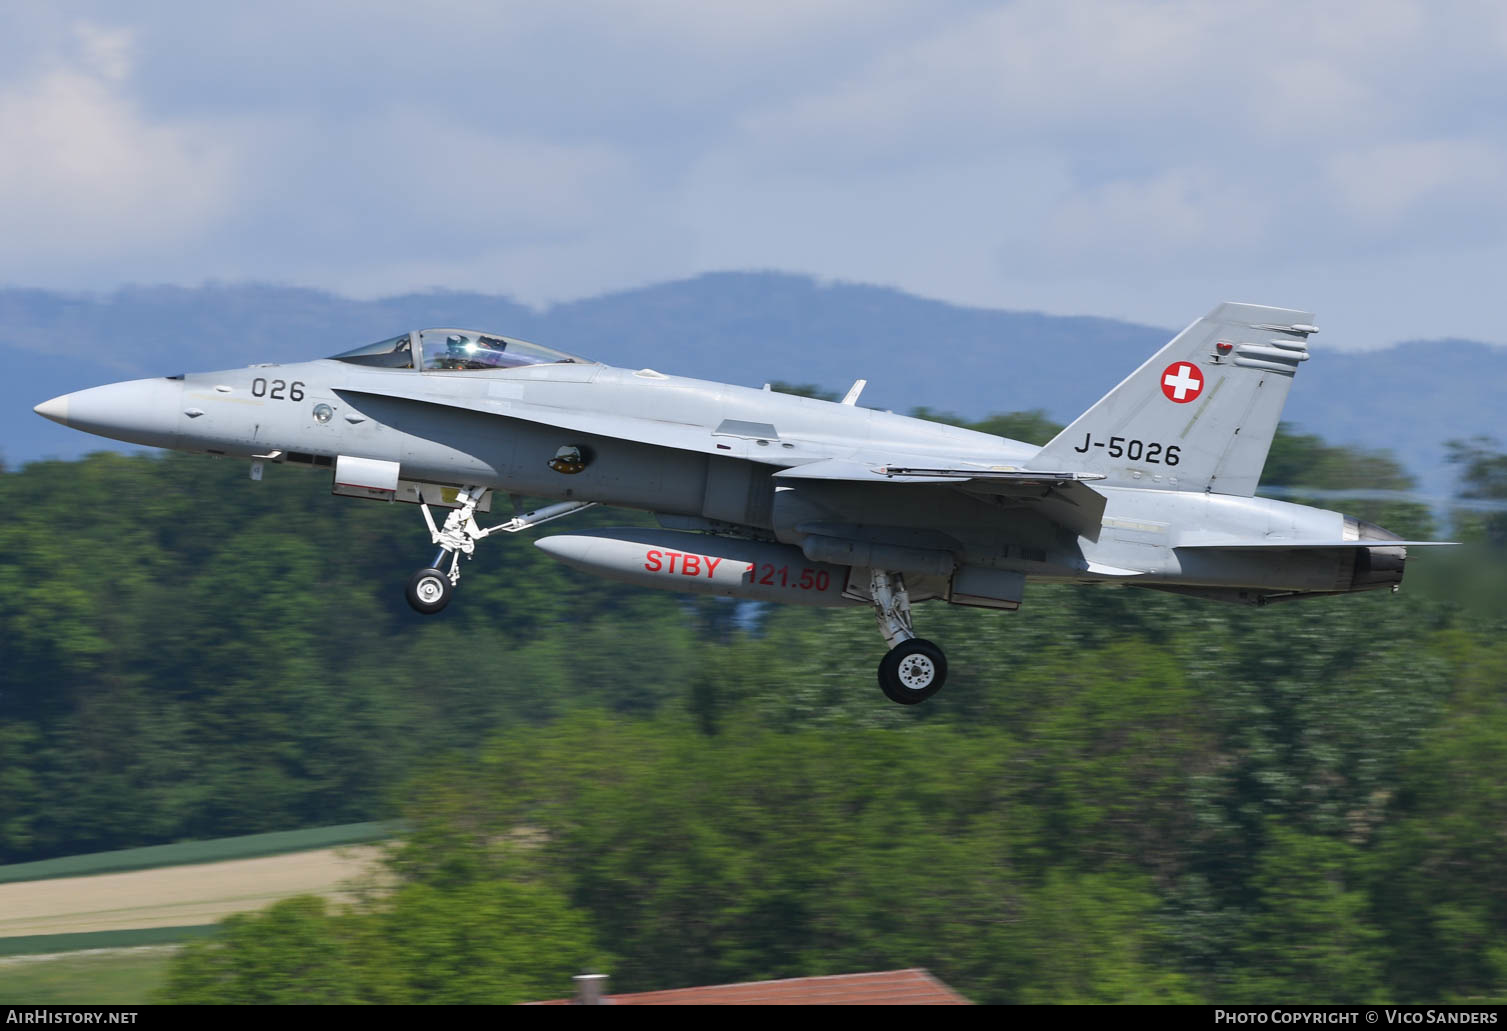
<box><xmin>445</xmin><ymin>333</ymin><xmax>529</xmax><ymax>369</ymax></box>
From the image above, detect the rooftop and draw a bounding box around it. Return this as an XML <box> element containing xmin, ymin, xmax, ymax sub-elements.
<box><xmin>529</xmin><ymin>968</ymin><xmax>972</xmax><ymax>1006</ymax></box>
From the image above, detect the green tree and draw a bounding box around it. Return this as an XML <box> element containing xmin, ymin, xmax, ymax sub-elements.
<box><xmin>160</xmin><ymin>896</ymin><xmax>362</xmax><ymax>1004</ymax></box>
<box><xmin>1230</xmin><ymin>823</ymin><xmax>1384</xmax><ymax>1003</ymax></box>
<box><xmin>1003</xmin><ymin>871</ymin><xmax>1198</xmax><ymax>1004</ymax></box>
<box><xmin>1446</xmin><ymin>436</ymin><xmax>1507</xmax><ymax>545</ymax></box>
<box><xmin>767</xmin><ymin>381</ymin><xmax>839</xmax><ymax>402</ymax></box>
<box><xmin>966</xmin><ymin>410</ymin><xmax>1062</xmax><ymax>445</ymax></box>
<box><xmin>366</xmin><ymin>881</ymin><xmax>603</xmax><ymax>1004</ymax></box>
<box><xmin>160</xmin><ymin>883</ymin><xmax>601</xmax><ymax>1004</ymax></box>
<box><xmin>1263</xmin><ymin>424</ymin><xmax>1435</xmax><ymax>539</ymax></box>
<box><xmin>904</xmin><ymin>406</ymin><xmax>1064</xmax><ymax>445</ymax></box>
<box><xmin>1368</xmin><ymin>632</ymin><xmax>1507</xmax><ymax>1003</ymax></box>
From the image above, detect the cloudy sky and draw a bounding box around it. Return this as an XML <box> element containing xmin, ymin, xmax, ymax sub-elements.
<box><xmin>3</xmin><ymin>1</ymin><xmax>1506</xmax><ymax>348</ymax></box>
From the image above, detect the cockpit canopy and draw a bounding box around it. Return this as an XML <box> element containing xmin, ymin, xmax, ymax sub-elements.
<box><xmin>330</xmin><ymin>330</ymin><xmax>591</xmax><ymax>371</ymax></box>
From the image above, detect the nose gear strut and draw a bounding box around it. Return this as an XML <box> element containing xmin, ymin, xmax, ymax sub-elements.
<box><xmin>405</xmin><ymin>488</ymin><xmax>597</xmax><ymax>613</ymax></box>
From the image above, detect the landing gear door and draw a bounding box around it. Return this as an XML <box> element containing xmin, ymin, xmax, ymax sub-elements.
<box><xmin>947</xmin><ymin>566</ymin><xmax>1024</xmax><ymax>610</ymax></box>
<box><xmin>333</xmin><ymin>455</ymin><xmax>401</xmax><ymax>501</ymax></box>
<box><xmin>331</xmin><ymin>457</ymin><xmax>494</xmax><ymax>512</ymax></box>
<box><xmin>396</xmin><ymin>481</ymin><xmax>494</xmax><ymax>512</ymax></box>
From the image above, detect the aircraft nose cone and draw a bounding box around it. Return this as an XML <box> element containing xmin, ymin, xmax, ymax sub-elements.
<box><xmin>34</xmin><ymin>378</ymin><xmax>184</xmax><ymax>449</ymax></box>
<box><xmin>33</xmin><ymin>395</ymin><xmax>70</xmax><ymax>426</ymax></box>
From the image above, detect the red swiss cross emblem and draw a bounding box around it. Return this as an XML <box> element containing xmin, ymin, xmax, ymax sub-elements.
<box><xmin>1161</xmin><ymin>362</ymin><xmax>1204</xmax><ymax>403</ymax></box>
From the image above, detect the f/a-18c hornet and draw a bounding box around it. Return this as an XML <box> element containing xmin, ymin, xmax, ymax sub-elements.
<box><xmin>34</xmin><ymin>302</ymin><xmax>1451</xmax><ymax>704</ymax></box>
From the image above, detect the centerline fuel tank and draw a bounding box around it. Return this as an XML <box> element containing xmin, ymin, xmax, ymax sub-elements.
<box><xmin>534</xmin><ymin>528</ymin><xmax>857</xmax><ymax>606</ymax></box>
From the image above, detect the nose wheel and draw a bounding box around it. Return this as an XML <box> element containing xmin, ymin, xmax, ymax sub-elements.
<box><xmin>406</xmin><ymin>566</ymin><xmax>454</xmax><ymax>614</ymax></box>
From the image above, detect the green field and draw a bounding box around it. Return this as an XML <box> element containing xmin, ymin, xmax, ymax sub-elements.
<box><xmin>0</xmin><ymin>949</ymin><xmax>177</xmax><ymax>1005</ymax></box>
<box><xmin>0</xmin><ymin>822</ymin><xmax>395</xmax><ymax>885</ymax></box>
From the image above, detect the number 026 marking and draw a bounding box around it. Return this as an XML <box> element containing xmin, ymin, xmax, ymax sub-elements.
<box><xmin>251</xmin><ymin>378</ymin><xmax>306</xmax><ymax>402</ymax></box>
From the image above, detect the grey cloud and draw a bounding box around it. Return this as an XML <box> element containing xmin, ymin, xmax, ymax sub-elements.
<box><xmin>1</xmin><ymin>1</ymin><xmax>1505</xmax><ymax>348</ymax></box>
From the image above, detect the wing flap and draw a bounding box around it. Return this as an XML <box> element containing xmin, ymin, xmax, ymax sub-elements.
<box><xmin>875</xmin><ymin>466</ymin><xmax>1107</xmax><ymax>485</ymax></box>
<box><xmin>773</xmin><ymin>458</ymin><xmax>1107</xmax><ymax>538</ymax></box>
<box><xmin>1176</xmin><ymin>539</ymin><xmax>1457</xmax><ymax>550</ymax></box>
<box><xmin>772</xmin><ymin>459</ymin><xmax>957</xmax><ymax>484</ymax></box>
<box><xmin>773</xmin><ymin>458</ymin><xmax>1105</xmax><ymax>487</ymax></box>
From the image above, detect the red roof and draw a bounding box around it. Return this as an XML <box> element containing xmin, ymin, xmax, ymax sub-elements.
<box><xmin>529</xmin><ymin>968</ymin><xmax>972</xmax><ymax>1005</ymax></box>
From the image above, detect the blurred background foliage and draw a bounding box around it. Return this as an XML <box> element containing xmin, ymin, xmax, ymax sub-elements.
<box><xmin>2</xmin><ymin>416</ymin><xmax>1504</xmax><ymax>1004</ymax></box>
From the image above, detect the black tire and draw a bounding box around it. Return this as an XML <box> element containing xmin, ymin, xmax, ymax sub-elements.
<box><xmin>877</xmin><ymin>638</ymin><xmax>948</xmax><ymax>705</ymax></box>
<box><xmin>405</xmin><ymin>567</ymin><xmax>453</xmax><ymax>614</ymax></box>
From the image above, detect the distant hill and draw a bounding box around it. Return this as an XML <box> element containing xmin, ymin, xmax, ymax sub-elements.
<box><xmin>3</xmin><ymin>272</ymin><xmax>1500</xmax><ymax>498</ymax></box>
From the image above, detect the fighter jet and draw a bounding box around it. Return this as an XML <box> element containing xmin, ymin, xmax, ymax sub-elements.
<box><xmin>33</xmin><ymin>305</ymin><xmax>1451</xmax><ymax>704</ymax></box>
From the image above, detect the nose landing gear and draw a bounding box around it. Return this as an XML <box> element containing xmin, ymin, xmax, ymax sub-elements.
<box><xmin>404</xmin><ymin>488</ymin><xmax>596</xmax><ymax>614</ymax></box>
<box><xmin>869</xmin><ymin>568</ymin><xmax>948</xmax><ymax>704</ymax></box>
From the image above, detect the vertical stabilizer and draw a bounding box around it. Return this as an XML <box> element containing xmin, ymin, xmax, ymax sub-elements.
<box><xmin>1031</xmin><ymin>302</ymin><xmax>1315</xmax><ymax>496</ymax></box>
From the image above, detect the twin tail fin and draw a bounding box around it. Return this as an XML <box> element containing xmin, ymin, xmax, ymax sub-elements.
<box><xmin>1031</xmin><ymin>302</ymin><xmax>1316</xmax><ymax>497</ymax></box>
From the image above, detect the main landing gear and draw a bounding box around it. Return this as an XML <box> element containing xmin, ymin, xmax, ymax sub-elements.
<box><xmin>404</xmin><ymin>487</ymin><xmax>596</xmax><ymax>614</ymax></box>
<box><xmin>869</xmin><ymin>569</ymin><xmax>948</xmax><ymax>704</ymax></box>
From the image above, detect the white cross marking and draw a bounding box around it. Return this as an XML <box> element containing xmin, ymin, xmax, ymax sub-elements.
<box><xmin>1163</xmin><ymin>364</ymin><xmax>1200</xmax><ymax>400</ymax></box>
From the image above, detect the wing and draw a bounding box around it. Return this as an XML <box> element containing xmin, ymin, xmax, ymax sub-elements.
<box><xmin>337</xmin><ymin>386</ymin><xmax>746</xmax><ymax>460</ymax></box>
<box><xmin>773</xmin><ymin>456</ymin><xmax>1108</xmax><ymax>539</ymax></box>
<box><xmin>336</xmin><ymin>386</ymin><xmax>1107</xmax><ymax>538</ymax></box>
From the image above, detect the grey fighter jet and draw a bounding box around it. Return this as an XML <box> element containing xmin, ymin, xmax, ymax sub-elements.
<box><xmin>33</xmin><ymin>305</ymin><xmax>1451</xmax><ymax>704</ymax></box>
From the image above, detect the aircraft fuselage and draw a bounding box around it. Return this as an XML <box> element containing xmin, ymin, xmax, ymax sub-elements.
<box><xmin>37</xmin><ymin>306</ymin><xmax>1442</xmax><ymax>703</ymax></box>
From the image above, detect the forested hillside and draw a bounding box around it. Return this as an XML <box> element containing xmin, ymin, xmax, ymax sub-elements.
<box><xmin>6</xmin><ymin>274</ymin><xmax>1506</xmax><ymax>499</ymax></box>
<box><xmin>3</xmin><ymin>421</ymin><xmax>1505</xmax><ymax>1003</ymax></box>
